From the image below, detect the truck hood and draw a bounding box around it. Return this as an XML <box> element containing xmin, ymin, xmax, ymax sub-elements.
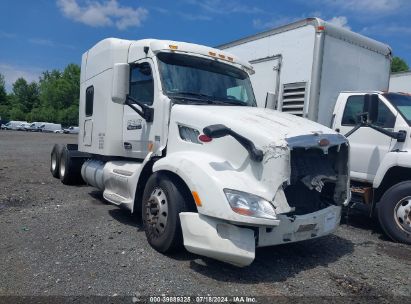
<box><xmin>171</xmin><ymin>105</ymin><xmax>340</xmax><ymax>145</ymax></box>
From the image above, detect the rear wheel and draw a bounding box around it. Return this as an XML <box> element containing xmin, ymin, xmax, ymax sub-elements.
<box><xmin>142</xmin><ymin>172</ymin><xmax>190</xmax><ymax>253</ymax></box>
<box><xmin>50</xmin><ymin>144</ymin><xmax>64</xmax><ymax>178</ymax></box>
<box><xmin>59</xmin><ymin>146</ymin><xmax>85</xmax><ymax>185</ymax></box>
<box><xmin>378</xmin><ymin>181</ymin><xmax>411</xmax><ymax>244</ymax></box>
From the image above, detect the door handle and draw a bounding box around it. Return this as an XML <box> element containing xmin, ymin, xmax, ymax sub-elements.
<box><xmin>123</xmin><ymin>142</ymin><xmax>132</xmax><ymax>150</ymax></box>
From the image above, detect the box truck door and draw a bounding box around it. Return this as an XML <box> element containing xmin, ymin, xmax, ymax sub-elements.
<box><xmin>249</xmin><ymin>55</ymin><xmax>281</xmax><ymax>108</ymax></box>
<box><xmin>122</xmin><ymin>59</ymin><xmax>157</xmax><ymax>159</ymax></box>
<box><xmin>334</xmin><ymin>95</ymin><xmax>395</xmax><ymax>181</ymax></box>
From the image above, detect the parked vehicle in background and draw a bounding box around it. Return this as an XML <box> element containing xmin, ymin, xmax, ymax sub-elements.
<box><xmin>63</xmin><ymin>126</ymin><xmax>79</xmax><ymax>134</ymax></box>
<box><xmin>0</xmin><ymin>120</ymin><xmax>9</xmax><ymax>129</ymax></box>
<box><xmin>54</xmin><ymin>129</ymin><xmax>64</xmax><ymax>134</ymax></box>
<box><xmin>49</xmin><ymin>38</ymin><xmax>350</xmax><ymax>266</ymax></box>
<box><xmin>28</xmin><ymin>122</ymin><xmax>46</xmax><ymax>132</ymax></box>
<box><xmin>390</xmin><ymin>71</ymin><xmax>411</xmax><ymax>94</ymax></box>
<box><xmin>17</xmin><ymin>122</ymin><xmax>31</xmax><ymax>131</ymax></box>
<box><xmin>220</xmin><ymin>18</ymin><xmax>411</xmax><ymax>245</ymax></box>
<box><xmin>3</xmin><ymin>121</ymin><xmax>28</xmax><ymax>130</ymax></box>
<box><xmin>39</xmin><ymin>123</ymin><xmax>62</xmax><ymax>133</ymax></box>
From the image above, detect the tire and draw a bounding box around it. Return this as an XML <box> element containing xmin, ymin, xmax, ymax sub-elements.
<box><xmin>378</xmin><ymin>181</ymin><xmax>411</xmax><ymax>244</ymax></box>
<box><xmin>59</xmin><ymin>146</ymin><xmax>85</xmax><ymax>185</ymax></box>
<box><xmin>142</xmin><ymin>172</ymin><xmax>190</xmax><ymax>253</ymax></box>
<box><xmin>50</xmin><ymin>144</ymin><xmax>64</xmax><ymax>178</ymax></box>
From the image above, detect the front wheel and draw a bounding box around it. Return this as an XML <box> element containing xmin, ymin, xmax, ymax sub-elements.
<box><xmin>378</xmin><ymin>181</ymin><xmax>411</xmax><ymax>244</ymax></box>
<box><xmin>142</xmin><ymin>172</ymin><xmax>190</xmax><ymax>253</ymax></box>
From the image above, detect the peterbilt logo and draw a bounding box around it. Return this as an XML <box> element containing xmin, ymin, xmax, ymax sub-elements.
<box><xmin>127</xmin><ymin>119</ymin><xmax>142</xmax><ymax>130</ymax></box>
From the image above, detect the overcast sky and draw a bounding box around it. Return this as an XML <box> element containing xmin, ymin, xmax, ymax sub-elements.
<box><xmin>1</xmin><ymin>0</ymin><xmax>410</xmax><ymax>91</ymax></box>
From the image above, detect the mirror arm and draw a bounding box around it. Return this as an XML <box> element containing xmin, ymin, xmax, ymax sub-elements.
<box><xmin>125</xmin><ymin>95</ymin><xmax>154</xmax><ymax>123</ymax></box>
<box><xmin>203</xmin><ymin>124</ymin><xmax>264</xmax><ymax>162</ymax></box>
<box><xmin>368</xmin><ymin>124</ymin><xmax>407</xmax><ymax>142</ymax></box>
<box><xmin>344</xmin><ymin>123</ymin><xmax>363</xmax><ymax>138</ymax></box>
<box><xmin>345</xmin><ymin>121</ymin><xmax>407</xmax><ymax>143</ymax></box>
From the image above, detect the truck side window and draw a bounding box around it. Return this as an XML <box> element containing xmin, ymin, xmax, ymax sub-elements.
<box><xmin>342</xmin><ymin>95</ymin><xmax>395</xmax><ymax>128</ymax></box>
<box><xmin>85</xmin><ymin>86</ymin><xmax>94</xmax><ymax>117</ymax></box>
<box><xmin>375</xmin><ymin>101</ymin><xmax>395</xmax><ymax>128</ymax></box>
<box><xmin>130</xmin><ymin>62</ymin><xmax>154</xmax><ymax>105</ymax></box>
<box><xmin>341</xmin><ymin>95</ymin><xmax>364</xmax><ymax>126</ymax></box>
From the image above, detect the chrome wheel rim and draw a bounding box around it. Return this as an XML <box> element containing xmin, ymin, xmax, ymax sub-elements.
<box><xmin>394</xmin><ymin>196</ymin><xmax>411</xmax><ymax>233</ymax></box>
<box><xmin>60</xmin><ymin>156</ymin><xmax>66</xmax><ymax>178</ymax></box>
<box><xmin>51</xmin><ymin>152</ymin><xmax>57</xmax><ymax>171</ymax></box>
<box><xmin>145</xmin><ymin>188</ymin><xmax>169</xmax><ymax>237</ymax></box>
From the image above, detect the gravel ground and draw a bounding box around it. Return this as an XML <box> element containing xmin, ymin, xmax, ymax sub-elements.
<box><xmin>0</xmin><ymin>131</ymin><xmax>410</xmax><ymax>300</ymax></box>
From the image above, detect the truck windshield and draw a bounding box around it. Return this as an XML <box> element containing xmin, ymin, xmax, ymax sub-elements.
<box><xmin>157</xmin><ymin>52</ymin><xmax>256</xmax><ymax>107</ymax></box>
<box><xmin>384</xmin><ymin>93</ymin><xmax>411</xmax><ymax>125</ymax></box>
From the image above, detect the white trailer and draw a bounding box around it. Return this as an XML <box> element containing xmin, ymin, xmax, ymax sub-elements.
<box><xmin>218</xmin><ymin>17</ymin><xmax>391</xmax><ymax>127</ymax></box>
<box><xmin>220</xmin><ymin>18</ymin><xmax>411</xmax><ymax>244</ymax></box>
<box><xmin>390</xmin><ymin>71</ymin><xmax>411</xmax><ymax>94</ymax></box>
<box><xmin>50</xmin><ymin>38</ymin><xmax>349</xmax><ymax>266</ymax></box>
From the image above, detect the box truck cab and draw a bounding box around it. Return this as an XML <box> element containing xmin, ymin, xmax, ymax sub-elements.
<box><xmin>333</xmin><ymin>91</ymin><xmax>411</xmax><ymax>243</ymax></box>
<box><xmin>50</xmin><ymin>38</ymin><xmax>350</xmax><ymax>266</ymax></box>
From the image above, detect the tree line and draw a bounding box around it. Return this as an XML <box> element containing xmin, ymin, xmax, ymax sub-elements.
<box><xmin>0</xmin><ymin>64</ymin><xmax>80</xmax><ymax>126</ymax></box>
<box><xmin>0</xmin><ymin>56</ymin><xmax>409</xmax><ymax>126</ymax></box>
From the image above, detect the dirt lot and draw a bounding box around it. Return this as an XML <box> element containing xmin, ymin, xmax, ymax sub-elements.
<box><xmin>0</xmin><ymin>131</ymin><xmax>410</xmax><ymax>300</ymax></box>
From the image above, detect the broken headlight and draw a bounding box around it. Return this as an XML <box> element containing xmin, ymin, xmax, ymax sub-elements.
<box><xmin>224</xmin><ymin>189</ymin><xmax>277</xmax><ymax>220</ymax></box>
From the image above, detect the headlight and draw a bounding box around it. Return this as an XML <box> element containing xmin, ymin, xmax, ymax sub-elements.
<box><xmin>224</xmin><ymin>189</ymin><xmax>276</xmax><ymax>220</ymax></box>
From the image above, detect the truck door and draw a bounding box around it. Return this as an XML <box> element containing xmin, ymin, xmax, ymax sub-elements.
<box><xmin>249</xmin><ymin>55</ymin><xmax>281</xmax><ymax>108</ymax></box>
<box><xmin>333</xmin><ymin>94</ymin><xmax>396</xmax><ymax>181</ymax></box>
<box><xmin>122</xmin><ymin>59</ymin><xmax>157</xmax><ymax>159</ymax></box>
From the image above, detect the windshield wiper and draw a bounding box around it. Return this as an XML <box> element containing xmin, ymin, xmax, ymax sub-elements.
<box><xmin>167</xmin><ymin>91</ymin><xmax>248</xmax><ymax>106</ymax></box>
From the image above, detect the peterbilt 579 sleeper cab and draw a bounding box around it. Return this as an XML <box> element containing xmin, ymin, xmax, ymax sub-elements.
<box><xmin>50</xmin><ymin>38</ymin><xmax>350</xmax><ymax>266</ymax></box>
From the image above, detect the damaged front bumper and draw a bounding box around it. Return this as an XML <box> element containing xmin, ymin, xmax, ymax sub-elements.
<box><xmin>179</xmin><ymin>205</ymin><xmax>341</xmax><ymax>267</ymax></box>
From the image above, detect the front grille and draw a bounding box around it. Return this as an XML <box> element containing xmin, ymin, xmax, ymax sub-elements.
<box><xmin>284</xmin><ymin>145</ymin><xmax>348</xmax><ymax>215</ymax></box>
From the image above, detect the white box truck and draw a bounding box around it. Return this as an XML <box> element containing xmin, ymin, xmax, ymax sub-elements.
<box><xmin>390</xmin><ymin>71</ymin><xmax>411</xmax><ymax>94</ymax></box>
<box><xmin>50</xmin><ymin>38</ymin><xmax>350</xmax><ymax>266</ymax></box>
<box><xmin>220</xmin><ymin>18</ymin><xmax>411</xmax><ymax>244</ymax></box>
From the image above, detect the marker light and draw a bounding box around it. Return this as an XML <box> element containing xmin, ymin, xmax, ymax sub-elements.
<box><xmin>198</xmin><ymin>134</ymin><xmax>212</xmax><ymax>143</ymax></box>
<box><xmin>227</xmin><ymin>56</ymin><xmax>234</xmax><ymax>61</ymax></box>
<box><xmin>319</xmin><ymin>138</ymin><xmax>330</xmax><ymax>147</ymax></box>
<box><xmin>169</xmin><ymin>45</ymin><xmax>178</xmax><ymax>50</ymax></box>
<box><xmin>218</xmin><ymin>54</ymin><xmax>226</xmax><ymax>59</ymax></box>
<box><xmin>192</xmin><ymin>191</ymin><xmax>202</xmax><ymax>207</ymax></box>
<box><xmin>317</xmin><ymin>26</ymin><xmax>325</xmax><ymax>32</ymax></box>
<box><xmin>209</xmin><ymin>51</ymin><xmax>216</xmax><ymax>56</ymax></box>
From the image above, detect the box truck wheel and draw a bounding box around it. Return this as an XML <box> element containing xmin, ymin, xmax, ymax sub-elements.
<box><xmin>59</xmin><ymin>146</ymin><xmax>84</xmax><ymax>185</ymax></box>
<box><xmin>50</xmin><ymin>144</ymin><xmax>64</xmax><ymax>178</ymax></box>
<box><xmin>142</xmin><ymin>172</ymin><xmax>189</xmax><ymax>253</ymax></box>
<box><xmin>378</xmin><ymin>181</ymin><xmax>411</xmax><ymax>245</ymax></box>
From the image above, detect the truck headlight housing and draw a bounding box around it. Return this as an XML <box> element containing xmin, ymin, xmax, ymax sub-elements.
<box><xmin>224</xmin><ymin>189</ymin><xmax>276</xmax><ymax>220</ymax></box>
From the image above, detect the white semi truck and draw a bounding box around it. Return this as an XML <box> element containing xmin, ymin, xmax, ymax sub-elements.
<box><xmin>220</xmin><ymin>18</ymin><xmax>411</xmax><ymax>244</ymax></box>
<box><xmin>50</xmin><ymin>38</ymin><xmax>349</xmax><ymax>266</ymax></box>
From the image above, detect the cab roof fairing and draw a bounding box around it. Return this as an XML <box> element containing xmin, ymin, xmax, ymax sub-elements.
<box><xmin>149</xmin><ymin>40</ymin><xmax>255</xmax><ymax>75</ymax></box>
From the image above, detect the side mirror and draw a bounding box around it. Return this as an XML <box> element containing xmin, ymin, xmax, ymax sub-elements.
<box><xmin>265</xmin><ymin>91</ymin><xmax>277</xmax><ymax>109</ymax></box>
<box><xmin>111</xmin><ymin>63</ymin><xmax>130</xmax><ymax>104</ymax></box>
<box><xmin>203</xmin><ymin>124</ymin><xmax>230</xmax><ymax>138</ymax></box>
<box><xmin>364</xmin><ymin>94</ymin><xmax>379</xmax><ymax>124</ymax></box>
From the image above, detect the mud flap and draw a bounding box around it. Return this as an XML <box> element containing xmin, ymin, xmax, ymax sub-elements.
<box><xmin>179</xmin><ymin>213</ymin><xmax>255</xmax><ymax>267</ymax></box>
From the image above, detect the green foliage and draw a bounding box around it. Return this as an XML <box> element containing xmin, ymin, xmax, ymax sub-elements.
<box><xmin>1</xmin><ymin>64</ymin><xmax>80</xmax><ymax>126</ymax></box>
<box><xmin>391</xmin><ymin>56</ymin><xmax>409</xmax><ymax>73</ymax></box>
<box><xmin>0</xmin><ymin>73</ymin><xmax>7</xmax><ymax>105</ymax></box>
